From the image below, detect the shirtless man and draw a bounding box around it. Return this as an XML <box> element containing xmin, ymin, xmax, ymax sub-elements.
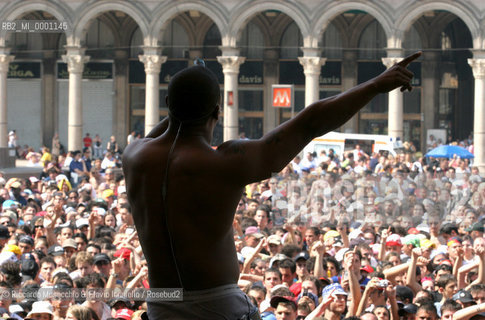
<box><xmin>122</xmin><ymin>52</ymin><xmax>421</xmax><ymax>319</ymax></box>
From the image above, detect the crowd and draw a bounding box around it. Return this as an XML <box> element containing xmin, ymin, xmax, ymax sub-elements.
<box><xmin>0</xmin><ymin>132</ymin><xmax>484</xmax><ymax>320</ymax></box>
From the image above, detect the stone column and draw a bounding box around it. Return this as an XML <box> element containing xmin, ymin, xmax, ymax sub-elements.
<box><xmin>114</xmin><ymin>49</ymin><xmax>129</xmax><ymax>146</ymax></box>
<box><xmin>421</xmin><ymin>51</ymin><xmax>440</xmax><ymax>149</ymax></box>
<box><xmin>468</xmin><ymin>58</ymin><xmax>485</xmax><ymax>175</ymax></box>
<box><xmin>382</xmin><ymin>56</ymin><xmax>404</xmax><ymax>140</ymax></box>
<box><xmin>0</xmin><ymin>50</ymin><xmax>14</xmax><ymax>148</ymax></box>
<box><xmin>62</xmin><ymin>47</ymin><xmax>89</xmax><ymax>151</ymax></box>
<box><xmin>298</xmin><ymin>50</ymin><xmax>326</xmax><ymax>108</ymax></box>
<box><xmin>139</xmin><ymin>51</ymin><xmax>166</xmax><ymax>136</ymax></box>
<box><xmin>217</xmin><ymin>54</ymin><xmax>245</xmax><ymax>141</ymax></box>
<box><xmin>263</xmin><ymin>48</ymin><xmax>279</xmax><ymax>135</ymax></box>
<box><xmin>42</xmin><ymin>51</ymin><xmax>57</xmax><ymax>147</ymax></box>
<box><xmin>341</xmin><ymin>49</ymin><xmax>358</xmax><ymax>133</ymax></box>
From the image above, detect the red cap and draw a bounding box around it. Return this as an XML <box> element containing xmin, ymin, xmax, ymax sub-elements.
<box><xmin>361</xmin><ymin>265</ymin><xmax>374</xmax><ymax>273</ymax></box>
<box><xmin>114</xmin><ymin>308</ymin><xmax>133</xmax><ymax>320</ymax></box>
<box><xmin>407</xmin><ymin>228</ymin><xmax>419</xmax><ymax>234</ymax></box>
<box><xmin>114</xmin><ymin>247</ymin><xmax>131</xmax><ymax>260</ymax></box>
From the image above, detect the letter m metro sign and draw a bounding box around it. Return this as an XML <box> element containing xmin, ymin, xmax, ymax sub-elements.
<box><xmin>272</xmin><ymin>85</ymin><xmax>294</xmax><ymax>108</ymax></box>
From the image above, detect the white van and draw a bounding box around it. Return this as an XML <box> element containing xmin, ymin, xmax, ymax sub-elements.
<box><xmin>303</xmin><ymin>131</ymin><xmax>400</xmax><ymax>160</ymax></box>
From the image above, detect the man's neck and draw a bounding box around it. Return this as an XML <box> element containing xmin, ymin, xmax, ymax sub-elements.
<box><xmin>324</xmin><ymin>309</ymin><xmax>342</xmax><ymax>320</ymax></box>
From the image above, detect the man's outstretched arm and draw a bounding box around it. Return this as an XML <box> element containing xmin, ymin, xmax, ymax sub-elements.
<box><xmin>218</xmin><ymin>52</ymin><xmax>421</xmax><ymax>183</ymax></box>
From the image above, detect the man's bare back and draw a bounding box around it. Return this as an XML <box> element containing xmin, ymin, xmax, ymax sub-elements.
<box><xmin>122</xmin><ymin>54</ymin><xmax>420</xmax><ymax>315</ymax></box>
<box><xmin>123</xmin><ymin>130</ymin><xmax>244</xmax><ymax>289</ymax></box>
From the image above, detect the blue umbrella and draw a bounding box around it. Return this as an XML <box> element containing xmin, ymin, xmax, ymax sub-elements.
<box><xmin>425</xmin><ymin>145</ymin><xmax>474</xmax><ymax>159</ymax></box>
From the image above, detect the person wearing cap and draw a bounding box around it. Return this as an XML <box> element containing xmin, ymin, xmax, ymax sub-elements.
<box><xmin>398</xmin><ymin>303</ymin><xmax>418</xmax><ymax>320</ymax></box>
<box><xmin>267</xmin><ymin>235</ymin><xmax>282</xmax><ymax>256</ymax></box>
<box><xmin>467</xmin><ymin>223</ymin><xmax>485</xmax><ymax>240</ymax></box>
<box><xmin>270</xmin><ymin>296</ymin><xmax>297</xmax><ymax>320</ymax></box>
<box><xmin>18</xmin><ymin>235</ymin><xmax>34</xmax><ymax>254</ymax></box>
<box><xmin>245</xmin><ymin>226</ymin><xmax>265</xmax><ymax>248</ymax></box>
<box><xmin>454</xmin><ymin>289</ymin><xmax>476</xmax><ymax>308</ymax></box>
<box><xmin>62</xmin><ymin>238</ymin><xmax>77</xmax><ymax>260</ymax></box>
<box><xmin>93</xmin><ymin>253</ymin><xmax>112</xmax><ymax>277</ymax></box>
<box><xmin>314</xmin><ymin>283</ymin><xmax>349</xmax><ymax>320</ymax></box>
<box><xmin>25</xmin><ymin>301</ymin><xmax>54</xmax><ymax>320</ymax></box>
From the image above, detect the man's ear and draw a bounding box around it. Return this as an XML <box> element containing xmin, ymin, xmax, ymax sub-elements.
<box><xmin>165</xmin><ymin>95</ymin><xmax>169</xmax><ymax>107</ymax></box>
<box><xmin>212</xmin><ymin>105</ymin><xmax>220</xmax><ymax>120</ymax></box>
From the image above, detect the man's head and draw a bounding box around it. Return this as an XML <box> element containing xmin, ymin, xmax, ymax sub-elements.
<box><xmin>167</xmin><ymin>66</ymin><xmax>220</xmax><ymax>124</ymax></box>
<box><xmin>270</xmin><ymin>296</ymin><xmax>297</xmax><ymax>320</ymax></box>
<box><xmin>278</xmin><ymin>259</ymin><xmax>296</xmax><ymax>287</ymax></box>
<box><xmin>415</xmin><ymin>303</ymin><xmax>438</xmax><ymax>320</ymax></box>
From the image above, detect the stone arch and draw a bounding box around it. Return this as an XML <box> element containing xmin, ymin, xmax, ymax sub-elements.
<box><xmin>395</xmin><ymin>1</ymin><xmax>479</xmax><ymax>49</ymax></box>
<box><xmin>71</xmin><ymin>1</ymin><xmax>150</xmax><ymax>47</ymax></box>
<box><xmin>0</xmin><ymin>0</ymin><xmax>73</xmax><ymax>46</ymax></box>
<box><xmin>149</xmin><ymin>1</ymin><xmax>227</xmax><ymax>48</ymax></box>
<box><xmin>312</xmin><ymin>1</ymin><xmax>393</xmax><ymax>48</ymax></box>
<box><xmin>228</xmin><ymin>0</ymin><xmax>311</xmax><ymax>48</ymax></box>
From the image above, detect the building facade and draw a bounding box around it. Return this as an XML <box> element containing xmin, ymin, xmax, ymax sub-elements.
<box><xmin>0</xmin><ymin>0</ymin><xmax>483</xmax><ymax>172</ymax></box>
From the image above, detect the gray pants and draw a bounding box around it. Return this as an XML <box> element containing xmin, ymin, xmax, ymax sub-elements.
<box><xmin>147</xmin><ymin>284</ymin><xmax>258</xmax><ymax>320</ymax></box>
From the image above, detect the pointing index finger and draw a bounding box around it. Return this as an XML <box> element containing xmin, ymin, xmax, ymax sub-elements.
<box><xmin>397</xmin><ymin>51</ymin><xmax>422</xmax><ymax>67</ymax></box>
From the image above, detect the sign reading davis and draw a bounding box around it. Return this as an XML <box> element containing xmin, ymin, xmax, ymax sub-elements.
<box><xmin>239</xmin><ymin>61</ymin><xmax>263</xmax><ymax>84</ymax></box>
<box><xmin>57</xmin><ymin>62</ymin><xmax>113</xmax><ymax>79</ymax></box>
<box><xmin>8</xmin><ymin>62</ymin><xmax>41</xmax><ymax>79</ymax></box>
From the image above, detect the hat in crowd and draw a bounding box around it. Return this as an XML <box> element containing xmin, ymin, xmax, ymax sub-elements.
<box><xmin>62</xmin><ymin>238</ymin><xmax>77</xmax><ymax>249</ymax></box>
<box><xmin>453</xmin><ymin>290</ymin><xmax>476</xmax><ymax>304</ymax></box>
<box><xmin>269</xmin><ymin>253</ymin><xmax>288</xmax><ymax>268</ymax></box>
<box><xmin>294</xmin><ymin>252</ymin><xmax>309</xmax><ymax>262</ymax></box>
<box><xmin>2</xmin><ymin>199</ymin><xmax>19</xmax><ymax>210</ymax></box>
<box><xmin>349</xmin><ymin>228</ymin><xmax>364</xmax><ymax>241</ymax></box>
<box><xmin>386</xmin><ymin>234</ymin><xmax>402</xmax><ymax>247</ymax></box>
<box><xmin>3</xmin><ymin>244</ymin><xmax>21</xmax><ymax>256</ymax></box>
<box><xmin>447</xmin><ymin>237</ymin><xmax>462</xmax><ymax>247</ymax></box>
<box><xmin>323</xmin><ymin>230</ymin><xmax>340</xmax><ymax>242</ymax></box>
<box><xmin>93</xmin><ymin>253</ymin><xmax>111</xmax><ymax>265</ymax></box>
<box><xmin>10</xmin><ymin>181</ymin><xmax>22</xmax><ymax>189</ymax></box>
<box><xmin>19</xmin><ymin>235</ymin><xmax>34</xmax><ymax>246</ymax></box>
<box><xmin>102</xmin><ymin>189</ymin><xmax>115</xmax><ymax>200</ymax></box>
<box><xmin>65</xmin><ymin>207</ymin><xmax>76</xmax><ymax>215</ymax></box>
<box><xmin>396</xmin><ymin>285</ymin><xmax>414</xmax><ymax>303</ymax></box>
<box><xmin>114</xmin><ymin>247</ymin><xmax>131</xmax><ymax>260</ymax></box>
<box><xmin>114</xmin><ymin>308</ymin><xmax>134</xmax><ymax>320</ymax></box>
<box><xmin>75</xmin><ymin>218</ymin><xmax>89</xmax><ymax>229</ymax></box>
<box><xmin>245</xmin><ymin>226</ymin><xmax>264</xmax><ymax>239</ymax></box>
<box><xmin>241</xmin><ymin>246</ymin><xmax>257</xmax><ymax>259</ymax></box>
<box><xmin>297</xmin><ymin>291</ymin><xmax>319</xmax><ymax>306</ymax></box>
<box><xmin>267</xmin><ymin>235</ymin><xmax>281</xmax><ymax>246</ymax></box>
<box><xmin>93</xmin><ymin>207</ymin><xmax>106</xmax><ymax>216</ymax></box>
<box><xmin>47</xmin><ymin>245</ymin><xmax>64</xmax><ymax>256</ymax></box>
<box><xmin>20</xmin><ymin>253</ymin><xmax>39</xmax><ymax>281</ymax></box>
<box><xmin>420</xmin><ymin>239</ymin><xmax>436</xmax><ymax>250</ymax></box>
<box><xmin>466</xmin><ymin>223</ymin><xmax>484</xmax><ymax>233</ymax></box>
<box><xmin>398</xmin><ymin>304</ymin><xmax>418</xmax><ymax>316</ymax></box>
<box><xmin>361</xmin><ymin>265</ymin><xmax>374</xmax><ymax>274</ymax></box>
<box><xmin>416</xmin><ymin>224</ymin><xmax>430</xmax><ymax>234</ymax></box>
<box><xmin>407</xmin><ymin>228</ymin><xmax>420</xmax><ymax>235</ymax></box>
<box><xmin>2</xmin><ymin>209</ymin><xmax>17</xmax><ymax>223</ymax></box>
<box><xmin>321</xmin><ymin>283</ymin><xmax>348</xmax><ymax>300</ymax></box>
<box><xmin>26</xmin><ymin>301</ymin><xmax>53</xmax><ymax>318</ymax></box>
<box><xmin>29</xmin><ymin>176</ymin><xmax>39</xmax><ymax>184</ymax></box>
<box><xmin>0</xmin><ymin>251</ymin><xmax>18</xmax><ymax>265</ymax></box>
<box><xmin>0</xmin><ymin>225</ymin><xmax>8</xmax><ymax>239</ymax></box>
<box><xmin>9</xmin><ymin>304</ymin><xmax>25</xmax><ymax>315</ymax></box>
<box><xmin>270</xmin><ymin>296</ymin><xmax>297</xmax><ymax>309</ymax></box>
<box><xmin>109</xmin><ymin>297</ymin><xmax>132</xmax><ymax>309</ymax></box>
<box><xmin>403</xmin><ymin>235</ymin><xmax>421</xmax><ymax>248</ymax></box>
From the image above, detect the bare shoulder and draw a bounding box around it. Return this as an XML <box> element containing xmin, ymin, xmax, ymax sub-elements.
<box><xmin>122</xmin><ymin>138</ymin><xmax>158</xmax><ymax>168</ymax></box>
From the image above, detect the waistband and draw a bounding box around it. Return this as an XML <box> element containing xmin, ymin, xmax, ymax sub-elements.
<box><xmin>147</xmin><ymin>284</ymin><xmax>243</xmax><ymax>303</ymax></box>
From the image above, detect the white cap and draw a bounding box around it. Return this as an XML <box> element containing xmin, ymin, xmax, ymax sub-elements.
<box><xmin>26</xmin><ymin>301</ymin><xmax>54</xmax><ymax>318</ymax></box>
